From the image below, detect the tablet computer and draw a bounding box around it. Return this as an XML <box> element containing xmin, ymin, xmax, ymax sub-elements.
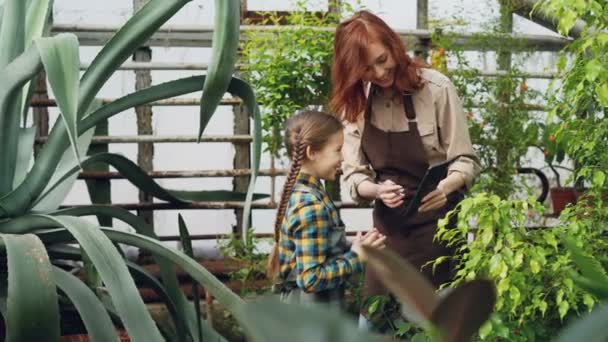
<box><xmin>402</xmin><ymin>160</ymin><xmax>451</xmax><ymax>218</ymax></box>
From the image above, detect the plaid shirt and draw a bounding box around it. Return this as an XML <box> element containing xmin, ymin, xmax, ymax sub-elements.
<box><xmin>278</xmin><ymin>173</ymin><xmax>363</xmax><ymax>293</ymax></box>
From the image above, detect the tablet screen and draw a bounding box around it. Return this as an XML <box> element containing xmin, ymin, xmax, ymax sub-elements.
<box><xmin>402</xmin><ymin>160</ymin><xmax>451</xmax><ymax>217</ymax></box>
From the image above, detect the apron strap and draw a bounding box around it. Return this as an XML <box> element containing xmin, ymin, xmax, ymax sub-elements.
<box><xmin>402</xmin><ymin>93</ymin><xmax>416</xmax><ymax>120</ymax></box>
<box><xmin>363</xmin><ymin>84</ymin><xmax>375</xmax><ymax>121</ymax></box>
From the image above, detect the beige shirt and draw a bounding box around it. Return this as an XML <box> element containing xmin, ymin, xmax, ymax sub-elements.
<box><xmin>342</xmin><ymin>68</ymin><xmax>481</xmax><ymax>203</ymax></box>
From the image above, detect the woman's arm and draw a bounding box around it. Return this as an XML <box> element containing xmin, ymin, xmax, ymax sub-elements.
<box><xmin>342</xmin><ymin>124</ymin><xmax>405</xmax><ymax>206</ymax></box>
<box><xmin>435</xmin><ymin>76</ymin><xmax>481</xmax><ymax>189</ymax></box>
<box><xmin>342</xmin><ymin>123</ymin><xmax>375</xmax><ymax>203</ymax></box>
<box><xmin>419</xmin><ymin>73</ymin><xmax>480</xmax><ymax>212</ymax></box>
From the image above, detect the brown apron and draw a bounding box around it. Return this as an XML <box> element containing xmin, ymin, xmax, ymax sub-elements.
<box><xmin>360</xmin><ymin>88</ymin><xmax>462</xmax><ymax>300</ymax></box>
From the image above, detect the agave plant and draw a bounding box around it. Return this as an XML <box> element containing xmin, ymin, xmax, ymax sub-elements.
<box><xmin>0</xmin><ymin>0</ymin><xmax>264</xmax><ymax>340</ymax></box>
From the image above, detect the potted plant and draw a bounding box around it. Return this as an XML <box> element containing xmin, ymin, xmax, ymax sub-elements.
<box><xmin>540</xmin><ymin>122</ymin><xmax>578</xmax><ymax>214</ymax></box>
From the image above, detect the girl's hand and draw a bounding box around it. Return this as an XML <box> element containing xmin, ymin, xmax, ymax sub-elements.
<box><xmin>418</xmin><ymin>184</ymin><xmax>447</xmax><ymax>212</ymax></box>
<box><xmin>351</xmin><ymin>228</ymin><xmax>387</xmax><ymax>262</ymax></box>
<box><xmin>376</xmin><ymin>179</ymin><xmax>405</xmax><ymax>208</ymax></box>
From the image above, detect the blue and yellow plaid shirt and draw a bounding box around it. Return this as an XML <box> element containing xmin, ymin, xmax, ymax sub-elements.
<box><xmin>278</xmin><ymin>173</ymin><xmax>363</xmax><ymax>293</ymax></box>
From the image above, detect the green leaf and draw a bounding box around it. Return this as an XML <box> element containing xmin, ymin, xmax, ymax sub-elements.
<box><xmin>543</xmin><ymin>231</ymin><xmax>558</xmax><ymax>250</ymax></box>
<box><xmin>539</xmin><ymin>300</ymin><xmax>548</xmax><ymax>315</ymax></box>
<box><xmin>569</xmin><ymin>271</ymin><xmax>608</xmax><ymax>300</ymax></box>
<box><xmin>178</xmin><ymin>214</ymin><xmax>203</xmax><ymax>342</ymax></box>
<box><xmin>556</xmin><ymin>304</ymin><xmax>608</xmax><ymax>342</ymax></box>
<box><xmin>0</xmin><ymin>0</ymin><xmax>27</xmax><ymax>196</ymax></box>
<box><xmin>20</xmin><ymin>0</ymin><xmax>53</xmax><ymax>123</ymax></box>
<box><xmin>596</xmin><ymin>83</ymin><xmax>608</xmax><ymax>108</ymax></box>
<box><xmin>2</xmin><ymin>220</ymin><xmax>237</xmax><ymax>338</ymax></box>
<box><xmin>557</xmin><ymin>10</ymin><xmax>578</xmax><ymax>36</ymax></box>
<box><xmin>34</xmin><ymin>152</ymin><xmax>268</xmax><ymax>205</ymax></box>
<box><xmin>0</xmin><ymin>0</ymin><xmax>25</xmax><ymax>68</ymax></box>
<box><xmin>237</xmin><ymin>296</ymin><xmax>382</xmax><ymax>342</ymax></box>
<box><xmin>198</xmin><ymin>0</ymin><xmax>240</xmax><ymax>141</ymax></box>
<box><xmin>565</xmin><ymin>238</ymin><xmax>608</xmax><ymax>286</ymax></box>
<box><xmin>509</xmin><ymin>286</ymin><xmax>521</xmax><ymax>303</ymax></box>
<box><xmin>0</xmin><ymin>75</ymin><xmax>262</xmax><ymax>219</ymax></box>
<box><xmin>46</xmin><ymin>242</ymin><xmax>186</xmax><ymax>342</ymax></box>
<box><xmin>51</xmin><ymin>206</ymin><xmax>222</xmax><ymax>342</ymax></box>
<box><xmin>411</xmin><ymin>332</ymin><xmax>428</xmax><ymax>342</ymax></box>
<box><xmin>0</xmin><ymin>46</ymin><xmax>41</xmax><ymax>197</ymax></box>
<box><xmin>125</xmin><ymin>261</ymin><xmax>188</xmax><ymax>342</ymax></box>
<box><xmin>12</xmin><ymin>127</ymin><xmax>36</xmax><ymax>188</ymax></box>
<box><xmin>227</xmin><ymin>78</ymin><xmax>262</xmax><ymax>241</ymax></box>
<box><xmin>478</xmin><ymin>320</ymin><xmax>492</xmax><ymax>339</ymax></box>
<box><xmin>584</xmin><ymin>59</ymin><xmax>602</xmax><ymax>82</ymax></box>
<box><xmin>530</xmin><ymin>260</ymin><xmax>540</xmax><ymax>274</ymax></box>
<box><xmin>396</xmin><ymin>321</ymin><xmax>412</xmax><ymax>335</ymax></box>
<box><xmin>31</xmin><ymin>127</ymin><xmax>95</xmax><ymax>211</ymax></box>
<box><xmin>52</xmin><ymin>266</ymin><xmax>118</xmax><ymax>342</ymax></box>
<box><xmin>100</xmin><ymin>228</ymin><xmax>244</xmax><ymax>315</ymax></box>
<box><xmin>583</xmin><ymin>294</ymin><xmax>595</xmax><ymax>310</ymax></box>
<box><xmin>24</xmin><ymin>0</ymin><xmax>52</xmax><ymax>46</ymax></box>
<box><xmin>39</xmin><ymin>215</ymin><xmax>164</xmax><ymax>341</ymax></box>
<box><xmin>84</xmin><ymin>119</ymin><xmax>111</xmax><ymax>226</ymax></box>
<box><xmin>593</xmin><ymin>171</ymin><xmax>606</xmax><ymax>187</ymax></box>
<box><xmin>35</xmin><ymin>33</ymin><xmax>81</xmax><ymax>164</ymax></box>
<box><xmin>362</xmin><ymin>245</ymin><xmax>438</xmax><ymax>325</ymax></box>
<box><xmin>30</xmin><ymin>98</ymin><xmax>102</xmax><ymax>213</ymax></box>
<box><xmin>4</xmin><ymin>225</ymin><xmax>245</xmax><ymax>322</ymax></box>
<box><xmin>78</xmin><ymin>0</ymin><xmax>190</xmax><ymax>118</ymax></box>
<box><xmin>367</xmin><ymin>297</ymin><xmax>381</xmax><ymax>315</ymax></box>
<box><xmin>430</xmin><ymin>279</ymin><xmax>496</xmax><ymax>342</ymax></box>
<box><xmin>0</xmin><ymin>234</ymin><xmax>59</xmax><ymax>342</ymax></box>
<box><xmin>558</xmin><ymin>300</ymin><xmax>570</xmax><ymax>319</ymax></box>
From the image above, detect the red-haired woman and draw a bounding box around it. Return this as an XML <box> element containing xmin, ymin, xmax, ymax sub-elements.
<box><xmin>330</xmin><ymin>11</ymin><xmax>481</xmax><ymax>328</ymax></box>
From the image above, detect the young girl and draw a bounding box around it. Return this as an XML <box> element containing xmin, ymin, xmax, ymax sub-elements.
<box><xmin>267</xmin><ymin>110</ymin><xmax>386</xmax><ymax>307</ymax></box>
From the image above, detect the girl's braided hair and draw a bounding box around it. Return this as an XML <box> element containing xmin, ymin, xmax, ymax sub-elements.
<box><xmin>266</xmin><ymin>110</ymin><xmax>343</xmax><ymax>278</ymax></box>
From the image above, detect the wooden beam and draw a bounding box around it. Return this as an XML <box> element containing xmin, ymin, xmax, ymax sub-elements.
<box><xmin>134</xmin><ymin>0</ymin><xmax>154</xmax><ymax>227</ymax></box>
<box><xmin>51</xmin><ymin>24</ymin><xmax>571</xmax><ymax>51</ymax></box>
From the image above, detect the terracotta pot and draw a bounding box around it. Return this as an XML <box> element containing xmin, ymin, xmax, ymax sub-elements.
<box><xmin>550</xmin><ymin>187</ymin><xmax>578</xmax><ymax>214</ymax></box>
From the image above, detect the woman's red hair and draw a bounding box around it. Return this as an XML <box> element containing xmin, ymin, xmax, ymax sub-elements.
<box><xmin>330</xmin><ymin>10</ymin><xmax>425</xmax><ymax>122</ymax></box>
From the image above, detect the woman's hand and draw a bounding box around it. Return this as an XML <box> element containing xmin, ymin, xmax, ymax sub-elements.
<box><xmin>418</xmin><ymin>172</ymin><xmax>465</xmax><ymax>212</ymax></box>
<box><xmin>376</xmin><ymin>179</ymin><xmax>405</xmax><ymax>208</ymax></box>
<box><xmin>418</xmin><ymin>184</ymin><xmax>447</xmax><ymax>212</ymax></box>
<box><xmin>351</xmin><ymin>228</ymin><xmax>387</xmax><ymax>262</ymax></box>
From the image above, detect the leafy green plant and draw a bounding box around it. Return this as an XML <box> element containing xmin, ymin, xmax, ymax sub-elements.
<box><xmin>218</xmin><ymin>228</ymin><xmax>269</xmax><ymax>296</ymax></box>
<box><xmin>554</xmin><ymin>237</ymin><xmax>608</xmax><ymax>341</ymax></box>
<box><xmin>240</xmin><ymin>0</ymin><xmax>358</xmax><ymax>156</ymax></box>
<box><xmin>434</xmin><ymin>193</ymin><xmax>604</xmax><ymax>341</ymax></box>
<box><xmin>0</xmin><ymin>0</ymin><xmax>264</xmax><ymax>340</ymax></box>
<box><xmin>363</xmin><ymin>294</ymin><xmax>430</xmax><ymax>341</ymax></box>
<box><xmin>538</xmin><ymin>0</ymin><xmax>608</xmax><ymax>193</ymax></box>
